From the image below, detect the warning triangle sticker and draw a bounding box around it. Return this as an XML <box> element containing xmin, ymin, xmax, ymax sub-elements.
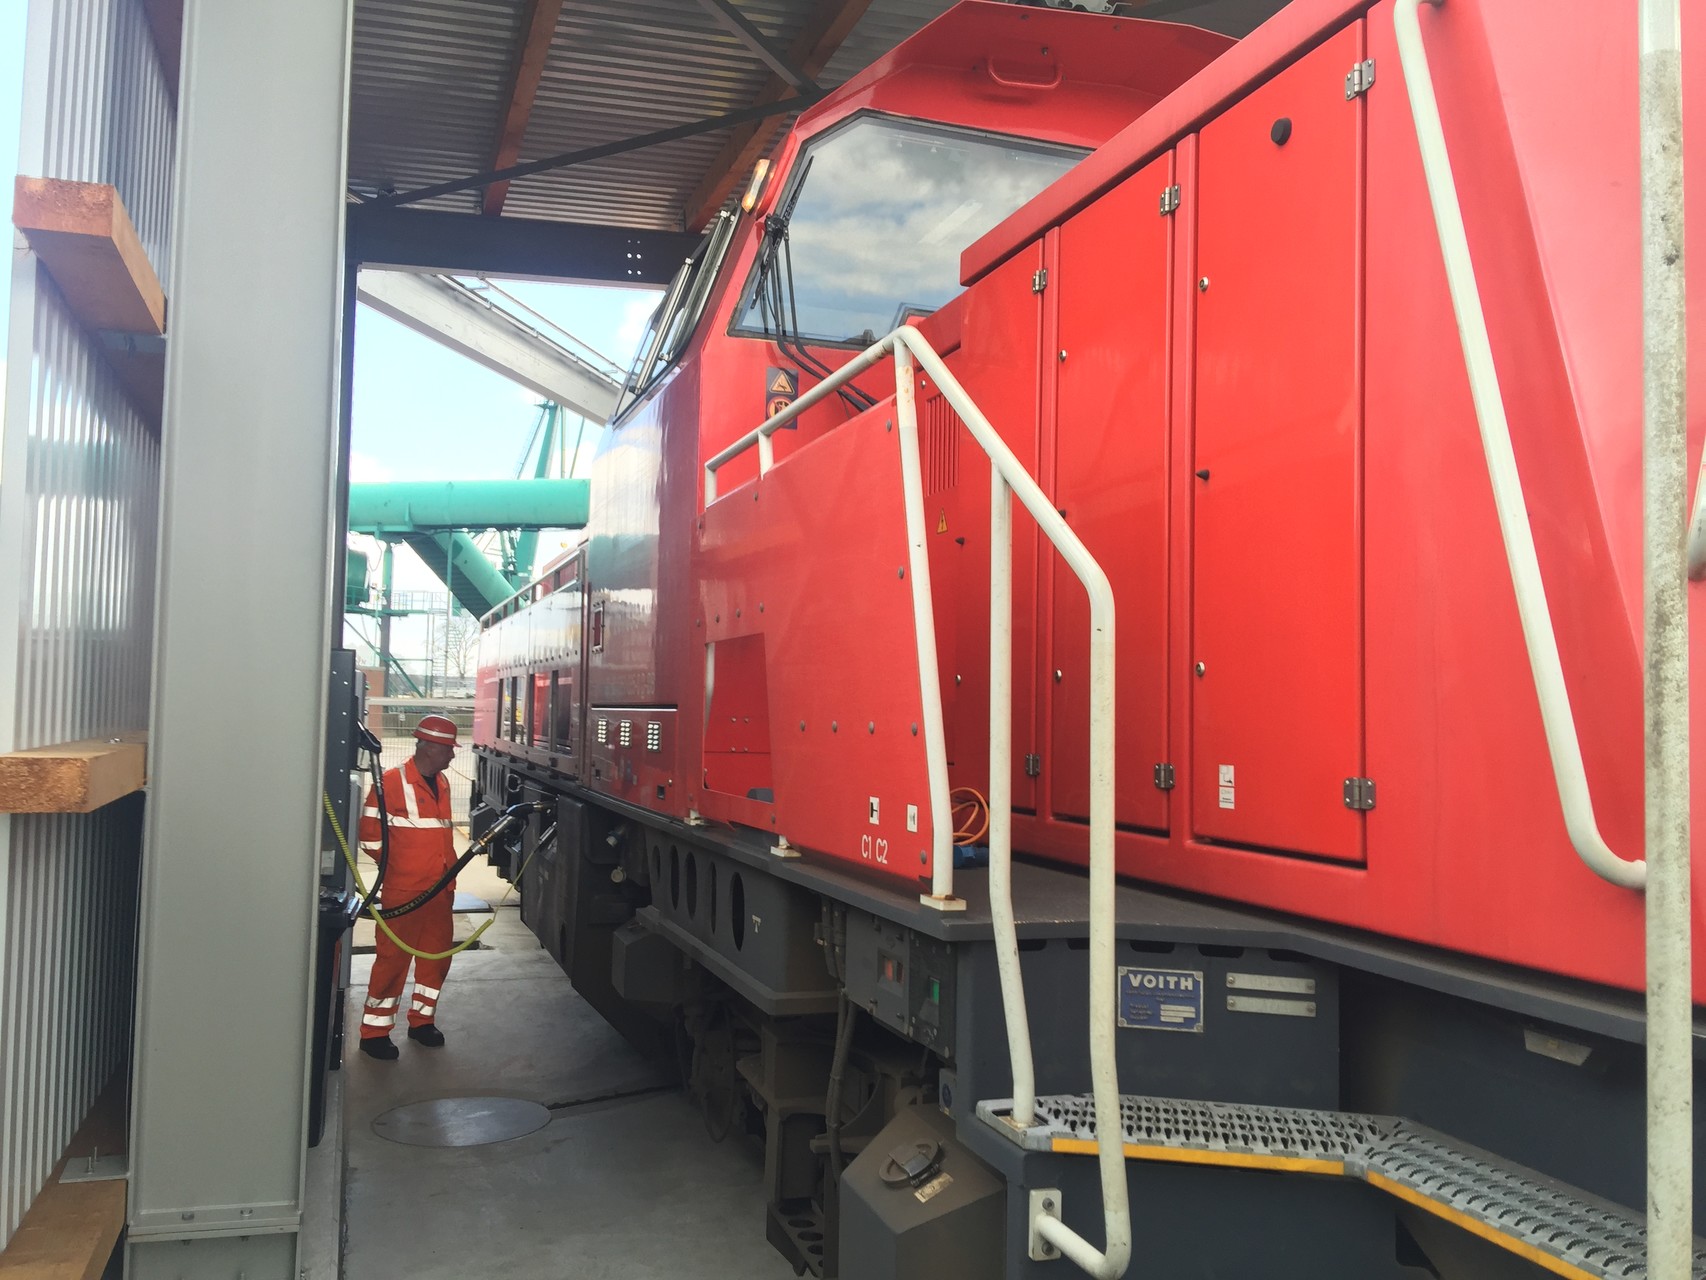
<box><xmin>768</xmin><ymin>370</ymin><xmax>795</xmax><ymax>394</ymax></box>
<box><xmin>936</xmin><ymin>510</ymin><xmax>948</xmax><ymax>534</ymax></box>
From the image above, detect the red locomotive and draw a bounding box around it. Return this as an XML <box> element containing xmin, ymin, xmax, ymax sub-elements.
<box><xmin>475</xmin><ymin>2</ymin><xmax>1703</xmax><ymax>1276</ymax></box>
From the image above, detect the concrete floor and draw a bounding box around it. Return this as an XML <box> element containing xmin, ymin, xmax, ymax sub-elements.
<box><xmin>339</xmin><ymin>861</ymin><xmax>797</xmax><ymax>1280</ymax></box>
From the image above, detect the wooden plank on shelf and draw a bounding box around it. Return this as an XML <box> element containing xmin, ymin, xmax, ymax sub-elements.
<box><xmin>0</xmin><ymin>735</ymin><xmax>147</xmax><ymax>814</ymax></box>
<box><xmin>0</xmin><ymin>1071</ymin><xmax>128</xmax><ymax>1280</ymax></box>
<box><xmin>12</xmin><ymin>177</ymin><xmax>166</xmax><ymax>336</ymax></box>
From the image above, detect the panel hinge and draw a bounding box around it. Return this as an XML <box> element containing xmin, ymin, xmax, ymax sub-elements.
<box><xmin>1153</xmin><ymin>762</ymin><xmax>1176</xmax><ymax>791</ymax></box>
<box><xmin>1024</xmin><ymin>753</ymin><xmax>1043</xmax><ymax>778</ymax></box>
<box><xmin>1343</xmin><ymin>777</ymin><xmax>1377</xmax><ymax>811</ymax></box>
<box><xmin>1158</xmin><ymin>185</ymin><xmax>1181</xmax><ymax>215</ymax></box>
<box><xmin>1345</xmin><ymin>58</ymin><xmax>1376</xmax><ymax>100</ymax></box>
<box><xmin>1031</xmin><ymin>267</ymin><xmax>1048</xmax><ymax>294</ymax></box>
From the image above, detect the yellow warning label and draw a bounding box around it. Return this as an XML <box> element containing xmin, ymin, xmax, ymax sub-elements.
<box><xmin>936</xmin><ymin>510</ymin><xmax>948</xmax><ymax>534</ymax></box>
<box><xmin>768</xmin><ymin>370</ymin><xmax>795</xmax><ymax>395</ymax></box>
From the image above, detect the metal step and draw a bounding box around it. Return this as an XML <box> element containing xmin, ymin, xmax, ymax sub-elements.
<box><xmin>977</xmin><ymin>1094</ymin><xmax>1706</xmax><ymax>1280</ymax></box>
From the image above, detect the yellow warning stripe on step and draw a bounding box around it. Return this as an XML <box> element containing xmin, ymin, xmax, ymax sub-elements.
<box><xmin>1050</xmin><ymin>1136</ymin><xmax>1602</xmax><ymax>1280</ymax></box>
<box><xmin>1365</xmin><ymin>1172</ymin><xmax>1600</xmax><ymax>1280</ymax></box>
<box><xmin>1049</xmin><ymin>1138</ymin><xmax>1345</xmax><ymax>1178</ymax></box>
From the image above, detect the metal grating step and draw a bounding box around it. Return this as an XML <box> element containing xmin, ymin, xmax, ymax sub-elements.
<box><xmin>976</xmin><ymin>1093</ymin><xmax>1706</xmax><ymax>1280</ymax></box>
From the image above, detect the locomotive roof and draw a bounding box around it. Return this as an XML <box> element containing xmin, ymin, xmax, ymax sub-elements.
<box><xmin>346</xmin><ymin>0</ymin><xmax>1283</xmax><ymax>283</ymax></box>
<box><xmin>962</xmin><ymin>0</ymin><xmax>1363</xmax><ymax>283</ymax></box>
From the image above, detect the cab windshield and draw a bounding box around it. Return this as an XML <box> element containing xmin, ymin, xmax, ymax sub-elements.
<box><xmin>733</xmin><ymin>115</ymin><xmax>1081</xmax><ymax>346</ymax></box>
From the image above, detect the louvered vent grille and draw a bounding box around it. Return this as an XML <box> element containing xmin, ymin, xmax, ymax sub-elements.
<box><xmin>922</xmin><ymin>393</ymin><xmax>959</xmax><ymax>496</ymax></box>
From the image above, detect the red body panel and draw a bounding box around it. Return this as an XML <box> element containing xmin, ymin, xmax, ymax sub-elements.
<box><xmin>1048</xmin><ymin>156</ymin><xmax>1173</xmax><ymax>833</ymax></box>
<box><xmin>476</xmin><ymin>0</ymin><xmax>1706</xmax><ymax>998</ymax></box>
<box><xmin>698</xmin><ymin>411</ymin><xmax>937</xmax><ymax>870</ymax></box>
<box><xmin>1190</xmin><ymin>24</ymin><xmax>1364</xmax><ymax>861</ymax></box>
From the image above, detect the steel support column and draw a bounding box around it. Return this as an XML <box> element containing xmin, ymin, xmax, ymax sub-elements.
<box><xmin>127</xmin><ymin>0</ymin><xmax>352</xmax><ymax>1273</ymax></box>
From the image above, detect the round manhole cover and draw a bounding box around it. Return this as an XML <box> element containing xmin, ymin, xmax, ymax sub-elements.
<box><xmin>372</xmin><ymin>1097</ymin><xmax>550</xmax><ymax>1148</ymax></box>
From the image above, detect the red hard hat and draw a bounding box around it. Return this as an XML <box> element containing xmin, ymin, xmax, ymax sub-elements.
<box><xmin>414</xmin><ymin>714</ymin><xmax>459</xmax><ymax>746</ymax></box>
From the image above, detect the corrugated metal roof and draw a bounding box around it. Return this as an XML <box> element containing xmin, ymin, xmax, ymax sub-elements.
<box><xmin>348</xmin><ymin>0</ymin><xmax>529</xmax><ymax>211</ymax></box>
<box><xmin>346</xmin><ymin>0</ymin><xmax>1282</xmax><ymax>233</ymax></box>
<box><xmin>348</xmin><ymin>0</ymin><xmax>959</xmax><ymax>227</ymax></box>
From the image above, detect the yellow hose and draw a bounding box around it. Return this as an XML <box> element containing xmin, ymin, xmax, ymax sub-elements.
<box><xmin>323</xmin><ymin>791</ymin><xmax>541</xmax><ymax>961</ymax></box>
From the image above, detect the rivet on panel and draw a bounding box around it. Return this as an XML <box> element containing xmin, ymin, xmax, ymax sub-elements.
<box><xmin>800</xmin><ymin>720</ymin><xmax>807</xmax><ymax>731</ymax></box>
<box><xmin>1198</xmin><ymin>277</ymin><xmax>1210</xmax><ymax>292</ymax></box>
<box><xmin>1195</xmin><ymin>661</ymin><xmax>1206</xmax><ymax>677</ymax></box>
<box><xmin>911</xmin><ymin>723</ymin><xmax>918</xmax><ymax>736</ymax></box>
<box><xmin>832</xmin><ymin>721</ymin><xmax>839</xmax><ymax>733</ymax></box>
<box><xmin>868</xmin><ymin>722</ymin><xmax>876</xmax><ymax>734</ymax></box>
<box><xmin>898</xmin><ymin>567</ymin><xmax>906</xmax><ymax>579</ymax></box>
<box><xmin>1054</xmin><ymin>669</ymin><xmax>1063</xmax><ymax>683</ymax></box>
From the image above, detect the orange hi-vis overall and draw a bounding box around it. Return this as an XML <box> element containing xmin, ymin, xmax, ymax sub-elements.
<box><xmin>358</xmin><ymin>758</ymin><xmax>457</xmax><ymax>1038</ymax></box>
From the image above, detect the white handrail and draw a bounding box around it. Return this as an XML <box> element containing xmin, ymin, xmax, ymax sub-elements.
<box><xmin>1393</xmin><ymin>0</ymin><xmax>1646</xmax><ymax>891</ymax></box>
<box><xmin>1637</xmin><ymin>0</ymin><xmax>1691</xmax><ymax>1275</ymax></box>
<box><xmin>892</xmin><ymin>343</ymin><xmax>959</xmax><ymax>908</ymax></box>
<box><xmin>900</xmin><ymin>333</ymin><xmax>1129</xmax><ymax>1280</ymax></box>
<box><xmin>706</xmin><ymin>325</ymin><xmax>1130</xmax><ymax>1277</ymax></box>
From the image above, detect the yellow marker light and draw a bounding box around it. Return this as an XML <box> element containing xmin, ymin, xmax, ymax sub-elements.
<box><xmin>741</xmin><ymin>158</ymin><xmax>771</xmax><ymax>213</ymax></box>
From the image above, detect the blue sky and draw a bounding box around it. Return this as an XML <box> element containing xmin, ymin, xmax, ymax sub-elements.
<box><xmin>2</xmin><ymin>13</ymin><xmax>661</xmax><ymax>616</ymax></box>
<box><xmin>348</xmin><ymin>283</ymin><xmax>654</xmax><ymax>489</ymax></box>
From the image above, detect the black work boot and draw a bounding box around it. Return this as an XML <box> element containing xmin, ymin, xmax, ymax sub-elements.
<box><xmin>408</xmin><ymin>1024</ymin><xmax>446</xmax><ymax>1048</ymax></box>
<box><xmin>359</xmin><ymin>1036</ymin><xmax>399</xmax><ymax>1061</ymax></box>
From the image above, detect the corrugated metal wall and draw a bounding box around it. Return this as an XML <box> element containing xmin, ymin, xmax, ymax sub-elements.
<box><xmin>0</xmin><ymin>0</ymin><xmax>173</xmax><ymax>1249</ymax></box>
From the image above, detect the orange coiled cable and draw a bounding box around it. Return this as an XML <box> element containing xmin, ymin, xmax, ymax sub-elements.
<box><xmin>951</xmin><ymin>786</ymin><xmax>989</xmax><ymax>846</ymax></box>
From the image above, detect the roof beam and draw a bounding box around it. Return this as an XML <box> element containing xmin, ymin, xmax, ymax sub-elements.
<box><xmin>355</xmin><ymin>270</ymin><xmax>624</xmax><ymax>423</ymax></box>
<box><xmin>681</xmin><ymin>0</ymin><xmax>873</xmax><ymax>231</ymax></box>
<box><xmin>482</xmin><ymin>0</ymin><xmax>567</xmax><ymax>217</ymax></box>
<box><xmin>346</xmin><ymin>206</ymin><xmax>698</xmax><ymax>285</ymax></box>
<box><xmin>695</xmin><ymin>0</ymin><xmax>818</xmax><ymax>92</ymax></box>
<box><xmin>376</xmin><ymin>94</ymin><xmax>821</xmax><ymax>210</ymax></box>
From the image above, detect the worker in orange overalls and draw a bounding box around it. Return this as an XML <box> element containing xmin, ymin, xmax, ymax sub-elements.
<box><xmin>357</xmin><ymin>714</ymin><xmax>460</xmax><ymax>1060</ymax></box>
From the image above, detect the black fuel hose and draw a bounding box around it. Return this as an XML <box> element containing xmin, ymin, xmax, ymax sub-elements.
<box><xmin>377</xmin><ymin>801</ymin><xmax>552</xmax><ymax>921</ymax></box>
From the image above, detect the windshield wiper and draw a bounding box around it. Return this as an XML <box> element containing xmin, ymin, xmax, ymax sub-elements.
<box><xmin>749</xmin><ymin>160</ymin><xmax>878</xmax><ymax>414</ymax></box>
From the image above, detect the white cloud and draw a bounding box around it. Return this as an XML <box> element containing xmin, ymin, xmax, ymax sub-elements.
<box><xmin>348</xmin><ymin>450</ymin><xmax>394</xmax><ymax>483</ymax></box>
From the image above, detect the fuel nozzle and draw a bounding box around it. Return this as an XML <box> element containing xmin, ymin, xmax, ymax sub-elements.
<box><xmin>475</xmin><ymin>801</ymin><xmax>552</xmax><ymax>850</ymax></box>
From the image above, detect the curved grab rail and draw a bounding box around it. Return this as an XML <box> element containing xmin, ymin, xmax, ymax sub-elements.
<box><xmin>1393</xmin><ymin>0</ymin><xmax>1645</xmax><ymax>890</ymax></box>
<box><xmin>706</xmin><ymin>326</ymin><xmax>1130</xmax><ymax>1278</ymax></box>
<box><xmin>899</xmin><ymin>331</ymin><xmax>1129</xmax><ymax>1279</ymax></box>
